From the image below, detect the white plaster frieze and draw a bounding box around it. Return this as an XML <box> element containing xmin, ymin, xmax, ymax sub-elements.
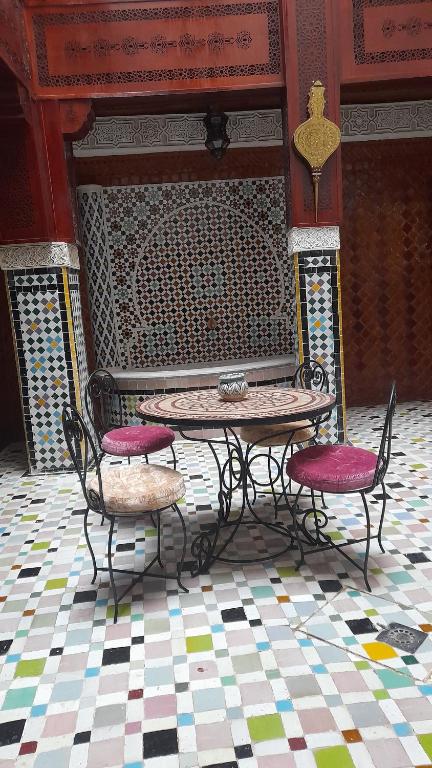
<box><xmin>73</xmin><ymin>111</ymin><xmax>283</xmax><ymax>156</ymax></box>
<box><xmin>287</xmin><ymin>227</ymin><xmax>340</xmax><ymax>257</ymax></box>
<box><xmin>73</xmin><ymin>101</ymin><xmax>432</xmax><ymax>157</ymax></box>
<box><xmin>0</xmin><ymin>242</ymin><xmax>79</xmax><ymax>270</ymax></box>
<box><xmin>341</xmin><ymin>100</ymin><xmax>432</xmax><ymax>142</ymax></box>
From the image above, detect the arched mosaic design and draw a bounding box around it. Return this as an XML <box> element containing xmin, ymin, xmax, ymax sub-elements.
<box><xmin>81</xmin><ymin>177</ymin><xmax>295</xmax><ymax>369</ymax></box>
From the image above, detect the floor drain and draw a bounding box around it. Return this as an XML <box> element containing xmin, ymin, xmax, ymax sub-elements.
<box><xmin>376</xmin><ymin>623</ymin><xmax>428</xmax><ymax>654</ymax></box>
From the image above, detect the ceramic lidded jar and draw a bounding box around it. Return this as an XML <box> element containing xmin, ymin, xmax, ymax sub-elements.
<box><xmin>218</xmin><ymin>372</ymin><xmax>248</xmax><ymax>402</ymax></box>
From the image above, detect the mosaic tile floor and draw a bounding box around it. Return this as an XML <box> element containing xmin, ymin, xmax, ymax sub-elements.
<box><xmin>0</xmin><ymin>402</ymin><xmax>432</xmax><ymax>768</ymax></box>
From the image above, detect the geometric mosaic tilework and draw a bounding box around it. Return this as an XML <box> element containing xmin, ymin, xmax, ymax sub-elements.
<box><xmin>78</xmin><ymin>187</ymin><xmax>121</xmax><ymax>369</ymax></box>
<box><xmin>79</xmin><ymin>177</ymin><xmax>295</xmax><ymax>369</ymax></box>
<box><xmin>0</xmin><ymin>401</ymin><xmax>432</xmax><ymax>767</ymax></box>
<box><xmin>5</xmin><ymin>267</ymin><xmax>87</xmax><ymax>474</ymax></box>
<box><xmin>69</xmin><ymin>270</ymin><xmax>90</xmax><ymax>412</ymax></box>
<box><xmin>295</xmin><ymin>249</ymin><xmax>344</xmax><ymax>443</ymax></box>
<box><xmin>298</xmin><ymin>588</ymin><xmax>432</xmax><ymax>682</ymax></box>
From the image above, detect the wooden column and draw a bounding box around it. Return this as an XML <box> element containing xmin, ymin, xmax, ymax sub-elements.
<box><xmin>280</xmin><ymin>0</ymin><xmax>342</xmax><ymax>228</ymax></box>
<box><xmin>0</xmin><ymin>76</ymin><xmax>94</xmax><ymax>471</ymax></box>
<box><xmin>280</xmin><ymin>0</ymin><xmax>346</xmax><ymax>442</ymax></box>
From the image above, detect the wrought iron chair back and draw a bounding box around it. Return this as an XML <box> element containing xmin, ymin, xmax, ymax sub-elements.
<box><xmin>85</xmin><ymin>369</ymin><xmax>122</xmax><ymax>448</ymax></box>
<box><xmin>62</xmin><ymin>404</ymin><xmax>106</xmax><ymax>517</ymax></box>
<box><xmin>371</xmin><ymin>381</ymin><xmax>397</xmax><ymax>489</ymax></box>
<box><xmin>292</xmin><ymin>361</ymin><xmax>329</xmax><ymax>393</ymax></box>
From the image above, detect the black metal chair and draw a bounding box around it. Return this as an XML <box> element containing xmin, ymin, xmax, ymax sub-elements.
<box><xmin>62</xmin><ymin>404</ymin><xmax>188</xmax><ymax>622</ymax></box>
<box><xmin>239</xmin><ymin>361</ymin><xmax>330</xmax><ymax>514</ymax></box>
<box><xmin>286</xmin><ymin>381</ymin><xmax>397</xmax><ymax>591</ymax></box>
<box><xmin>85</xmin><ymin>369</ymin><xmax>176</xmax><ymax>468</ymax></box>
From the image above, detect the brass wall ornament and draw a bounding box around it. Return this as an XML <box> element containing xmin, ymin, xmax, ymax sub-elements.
<box><xmin>293</xmin><ymin>80</ymin><xmax>341</xmax><ymax>222</ymax></box>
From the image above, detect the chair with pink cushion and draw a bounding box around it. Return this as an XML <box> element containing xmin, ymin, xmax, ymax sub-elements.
<box><xmin>85</xmin><ymin>369</ymin><xmax>176</xmax><ymax>468</ymax></box>
<box><xmin>62</xmin><ymin>404</ymin><xmax>188</xmax><ymax>622</ymax></box>
<box><xmin>286</xmin><ymin>382</ymin><xmax>396</xmax><ymax>590</ymax></box>
<box><xmin>240</xmin><ymin>361</ymin><xmax>330</xmax><ymax>515</ymax></box>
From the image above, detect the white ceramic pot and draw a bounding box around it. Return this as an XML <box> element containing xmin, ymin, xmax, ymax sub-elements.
<box><xmin>218</xmin><ymin>372</ymin><xmax>249</xmax><ymax>402</ymax></box>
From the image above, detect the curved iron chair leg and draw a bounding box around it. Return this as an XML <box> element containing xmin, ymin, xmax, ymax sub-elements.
<box><xmin>127</xmin><ymin>455</ymin><xmax>131</xmax><ymax>466</ymax></box>
<box><xmin>310</xmin><ymin>488</ymin><xmax>321</xmax><ymax>545</ymax></box>
<box><xmin>280</xmin><ymin>442</ymin><xmax>292</xmax><ymax>509</ymax></box>
<box><xmin>172</xmin><ymin>503</ymin><xmax>189</xmax><ymax>593</ymax></box>
<box><xmin>107</xmin><ymin>518</ymin><xmax>120</xmax><ymax>623</ymax></box>
<box><xmin>144</xmin><ymin>454</ymin><xmax>149</xmax><ymax>465</ymax></box>
<box><xmin>321</xmin><ymin>491</ymin><xmax>327</xmax><ymax>509</ymax></box>
<box><xmin>83</xmin><ymin>509</ymin><xmax>98</xmax><ymax>584</ymax></box>
<box><xmin>99</xmin><ymin>452</ymin><xmax>107</xmax><ymax>527</ymax></box>
<box><xmin>170</xmin><ymin>444</ymin><xmax>177</xmax><ymax>471</ymax></box>
<box><xmin>150</xmin><ymin>513</ymin><xmax>157</xmax><ymax>528</ymax></box>
<box><xmin>377</xmin><ymin>481</ymin><xmax>387</xmax><ymax>553</ymax></box>
<box><xmin>360</xmin><ymin>491</ymin><xmax>372</xmax><ymax>592</ymax></box>
<box><xmin>156</xmin><ymin>512</ymin><xmax>163</xmax><ymax>569</ymax></box>
<box><xmin>290</xmin><ymin>485</ymin><xmax>305</xmax><ymax>569</ymax></box>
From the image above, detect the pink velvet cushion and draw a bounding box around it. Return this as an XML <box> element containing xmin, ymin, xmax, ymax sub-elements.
<box><xmin>101</xmin><ymin>425</ymin><xmax>175</xmax><ymax>457</ymax></box>
<box><xmin>286</xmin><ymin>444</ymin><xmax>378</xmax><ymax>493</ymax></box>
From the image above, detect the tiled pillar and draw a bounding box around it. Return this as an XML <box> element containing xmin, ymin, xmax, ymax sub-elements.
<box><xmin>77</xmin><ymin>185</ymin><xmax>121</xmax><ymax>369</ymax></box>
<box><xmin>0</xmin><ymin>243</ymin><xmax>90</xmax><ymax>473</ymax></box>
<box><xmin>289</xmin><ymin>227</ymin><xmax>346</xmax><ymax>443</ymax></box>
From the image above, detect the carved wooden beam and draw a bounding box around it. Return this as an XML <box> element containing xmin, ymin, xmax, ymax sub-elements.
<box><xmin>59</xmin><ymin>99</ymin><xmax>95</xmax><ymax>140</ymax></box>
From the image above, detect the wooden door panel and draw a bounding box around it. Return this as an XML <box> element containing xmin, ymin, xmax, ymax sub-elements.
<box><xmin>341</xmin><ymin>139</ymin><xmax>432</xmax><ymax>406</ymax></box>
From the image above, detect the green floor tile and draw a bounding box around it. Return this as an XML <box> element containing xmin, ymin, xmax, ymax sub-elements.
<box><xmin>376</xmin><ymin>669</ymin><xmax>413</xmax><ymax>689</ymax></box>
<box><xmin>418</xmin><ymin>734</ymin><xmax>432</xmax><ymax>760</ymax></box>
<box><xmin>388</xmin><ymin>571</ymin><xmax>413</xmax><ymax>585</ymax></box>
<box><xmin>326</xmin><ymin>531</ymin><xmax>344</xmax><ymax>541</ymax></box>
<box><xmin>266</xmin><ymin>669</ymin><xmax>281</xmax><ymax>680</ymax></box>
<box><xmin>31</xmin><ymin>541</ymin><xmax>50</xmax><ymax>551</ymax></box>
<box><xmin>107</xmin><ymin>603</ymin><xmax>130</xmax><ymax>619</ymax></box>
<box><xmin>314</xmin><ymin>745</ymin><xmax>355</xmax><ymax>768</ymax></box>
<box><xmin>276</xmin><ymin>567</ymin><xmax>296</xmax><ymax>578</ymax></box>
<box><xmin>373</xmin><ymin>689</ymin><xmax>389</xmax><ymax>700</ymax></box>
<box><xmin>45</xmin><ymin>578</ymin><xmax>68</xmax><ymax>590</ymax></box>
<box><xmin>247</xmin><ymin>713</ymin><xmax>284</xmax><ymax>742</ymax></box>
<box><xmin>354</xmin><ymin>660</ymin><xmax>370</xmax><ymax>670</ymax></box>
<box><xmin>3</xmin><ymin>686</ymin><xmax>36</xmax><ymax>709</ymax></box>
<box><xmin>251</xmin><ymin>586</ymin><xmax>274</xmax><ymax>599</ymax></box>
<box><xmin>186</xmin><ymin>634</ymin><xmax>213</xmax><ymax>653</ymax></box>
<box><xmin>15</xmin><ymin>659</ymin><xmax>46</xmax><ymax>678</ymax></box>
<box><xmin>221</xmin><ymin>676</ymin><xmax>236</xmax><ymax>686</ymax></box>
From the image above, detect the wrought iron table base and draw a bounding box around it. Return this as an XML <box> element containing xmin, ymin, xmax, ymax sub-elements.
<box><xmin>182</xmin><ymin>428</ymin><xmax>383</xmax><ymax>591</ymax></box>
<box><xmin>181</xmin><ymin>428</ymin><xmax>300</xmax><ymax>575</ymax></box>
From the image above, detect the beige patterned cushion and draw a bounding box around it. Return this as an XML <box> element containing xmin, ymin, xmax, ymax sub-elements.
<box><xmin>239</xmin><ymin>420</ymin><xmax>315</xmax><ymax>448</ymax></box>
<box><xmin>88</xmin><ymin>464</ymin><xmax>185</xmax><ymax>515</ymax></box>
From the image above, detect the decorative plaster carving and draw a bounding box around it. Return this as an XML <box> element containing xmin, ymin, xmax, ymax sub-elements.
<box><xmin>287</xmin><ymin>227</ymin><xmax>340</xmax><ymax>257</ymax></box>
<box><xmin>0</xmin><ymin>242</ymin><xmax>79</xmax><ymax>270</ymax></box>
<box><xmin>73</xmin><ymin>111</ymin><xmax>283</xmax><ymax>156</ymax></box>
<box><xmin>73</xmin><ymin>101</ymin><xmax>432</xmax><ymax>156</ymax></box>
<box><xmin>341</xmin><ymin>100</ymin><xmax>432</xmax><ymax>141</ymax></box>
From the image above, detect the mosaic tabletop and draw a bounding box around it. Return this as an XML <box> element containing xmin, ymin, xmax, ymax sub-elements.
<box><xmin>137</xmin><ymin>387</ymin><xmax>336</xmax><ymax>428</ymax></box>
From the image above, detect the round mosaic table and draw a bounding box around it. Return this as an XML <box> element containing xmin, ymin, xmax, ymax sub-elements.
<box><xmin>137</xmin><ymin>387</ymin><xmax>336</xmax><ymax>573</ymax></box>
<box><xmin>137</xmin><ymin>386</ymin><xmax>335</xmax><ymax>429</ymax></box>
